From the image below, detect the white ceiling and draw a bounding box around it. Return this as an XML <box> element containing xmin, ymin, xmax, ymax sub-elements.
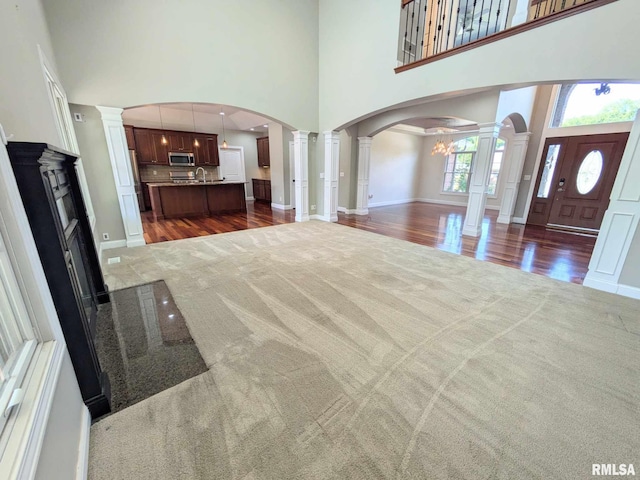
<box><xmin>122</xmin><ymin>103</ymin><xmax>271</xmax><ymax>133</ymax></box>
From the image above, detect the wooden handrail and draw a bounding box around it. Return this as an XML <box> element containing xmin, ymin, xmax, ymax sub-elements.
<box><xmin>395</xmin><ymin>0</ymin><xmax>618</xmax><ymax>74</ymax></box>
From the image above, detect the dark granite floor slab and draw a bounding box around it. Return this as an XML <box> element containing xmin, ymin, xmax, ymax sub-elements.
<box><xmin>94</xmin><ymin>280</ymin><xmax>207</xmax><ymax>418</ymax></box>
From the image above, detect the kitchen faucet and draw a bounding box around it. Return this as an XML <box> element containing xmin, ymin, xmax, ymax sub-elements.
<box><xmin>195</xmin><ymin>167</ymin><xmax>206</xmax><ymax>183</ymax></box>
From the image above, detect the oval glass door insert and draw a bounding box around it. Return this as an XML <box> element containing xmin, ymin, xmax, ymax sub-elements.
<box><xmin>576</xmin><ymin>150</ymin><xmax>604</xmax><ymax>194</ymax></box>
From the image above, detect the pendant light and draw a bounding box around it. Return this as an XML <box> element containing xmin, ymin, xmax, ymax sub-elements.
<box><xmin>220</xmin><ymin>108</ymin><xmax>228</xmax><ymax>149</ymax></box>
<box><xmin>158</xmin><ymin>105</ymin><xmax>168</xmax><ymax>145</ymax></box>
<box><xmin>191</xmin><ymin>105</ymin><xmax>199</xmax><ymax>147</ymax></box>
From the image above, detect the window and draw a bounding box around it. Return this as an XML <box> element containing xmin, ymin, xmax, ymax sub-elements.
<box><xmin>442</xmin><ymin>136</ymin><xmax>505</xmax><ymax>195</ymax></box>
<box><xmin>487</xmin><ymin>138</ymin><xmax>506</xmax><ymax>196</ymax></box>
<box><xmin>0</xmin><ymin>229</ymin><xmax>37</xmax><ymax>438</ymax></box>
<box><xmin>443</xmin><ymin>136</ymin><xmax>477</xmax><ymax>193</ymax></box>
<box><xmin>551</xmin><ymin>83</ymin><xmax>640</xmax><ymax>128</ymax></box>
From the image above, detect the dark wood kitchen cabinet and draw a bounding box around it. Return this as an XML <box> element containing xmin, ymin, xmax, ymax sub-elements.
<box><xmin>257</xmin><ymin>136</ymin><xmax>270</xmax><ymax>167</ymax></box>
<box><xmin>133</xmin><ymin>128</ymin><xmax>168</xmax><ymax>165</ymax></box>
<box><xmin>124</xmin><ymin>125</ymin><xmax>136</xmax><ymax>150</ymax></box>
<box><xmin>168</xmin><ymin>131</ymin><xmax>194</xmax><ymax>153</ymax></box>
<box><xmin>7</xmin><ymin>142</ymin><xmax>111</xmax><ymax>419</ymax></box>
<box><xmin>252</xmin><ymin>178</ymin><xmax>271</xmax><ymax>202</ymax></box>
<box><xmin>193</xmin><ymin>134</ymin><xmax>220</xmax><ymax>166</ymax></box>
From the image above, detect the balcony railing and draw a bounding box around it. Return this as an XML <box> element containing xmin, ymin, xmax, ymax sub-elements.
<box><xmin>397</xmin><ymin>0</ymin><xmax>617</xmax><ymax>71</ymax></box>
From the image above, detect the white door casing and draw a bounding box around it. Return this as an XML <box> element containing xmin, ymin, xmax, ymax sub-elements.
<box><xmin>96</xmin><ymin>106</ymin><xmax>146</xmax><ymax>248</ymax></box>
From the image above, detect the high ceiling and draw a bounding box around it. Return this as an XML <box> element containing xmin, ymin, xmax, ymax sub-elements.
<box><xmin>122</xmin><ymin>103</ymin><xmax>272</xmax><ymax>133</ymax></box>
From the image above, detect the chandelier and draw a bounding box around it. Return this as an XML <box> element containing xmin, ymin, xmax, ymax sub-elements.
<box><xmin>431</xmin><ymin>133</ymin><xmax>455</xmax><ymax>156</ymax></box>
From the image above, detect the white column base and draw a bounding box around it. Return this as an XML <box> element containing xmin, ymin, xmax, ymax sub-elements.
<box><xmin>355</xmin><ymin>208</ymin><xmax>369</xmax><ymax>216</ymax></box>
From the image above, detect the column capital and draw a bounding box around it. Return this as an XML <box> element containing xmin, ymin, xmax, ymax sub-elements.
<box><xmin>512</xmin><ymin>131</ymin><xmax>533</xmax><ymax>140</ymax></box>
<box><xmin>292</xmin><ymin>130</ymin><xmax>310</xmax><ymax>139</ymax></box>
<box><xmin>96</xmin><ymin>106</ymin><xmax>124</xmax><ymax>121</ymax></box>
<box><xmin>477</xmin><ymin>123</ymin><xmax>502</xmax><ymax>136</ymax></box>
<box><xmin>323</xmin><ymin>131</ymin><xmax>340</xmax><ymax>139</ymax></box>
<box><xmin>357</xmin><ymin>136</ymin><xmax>373</xmax><ymax>145</ymax></box>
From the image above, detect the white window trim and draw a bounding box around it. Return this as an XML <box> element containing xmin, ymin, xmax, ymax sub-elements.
<box><xmin>37</xmin><ymin>46</ymin><xmax>96</xmax><ymax>233</ymax></box>
<box><xmin>442</xmin><ymin>150</ymin><xmax>475</xmax><ymax>195</ymax></box>
<box><xmin>0</xmin><ymin>125</ymin><xmax>72</xmax><ymax>480</ymax></box>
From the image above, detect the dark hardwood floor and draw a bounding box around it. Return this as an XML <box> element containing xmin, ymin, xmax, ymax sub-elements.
<box><xmin>338</xmin><ymin>203</ymin><xmax>596</xmax><ymax>284</ymax></box>
<box><xmin>141</xmin><ymin>201</ymin><xmax>295</xmax><ymax>243</ymax></box>
<box><xmin>142</xmin><ymin>200</ymin><xmax>595</xmax><ymax>285</ymax></box>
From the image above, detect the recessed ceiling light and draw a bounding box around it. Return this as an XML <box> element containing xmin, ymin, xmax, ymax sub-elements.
<box><xmin>250</xmin><ymin>128</ymin><xmax>255</xmax><ymax>131</ymax></box>
<box><xmin>263</xmin><ymin>124</ymin><xmax>268</xmax><ymax>128</ymax></box>
<box><xmin>219</xmin><ymin>112</ymin><xmax>225</xmax><ymax>116</ymax></box>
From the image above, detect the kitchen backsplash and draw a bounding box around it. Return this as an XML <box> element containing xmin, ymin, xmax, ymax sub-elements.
<box><xmin>139</xmin><ymin>165</ymin><xmax>221</xmax><ymax>183</ymax></box>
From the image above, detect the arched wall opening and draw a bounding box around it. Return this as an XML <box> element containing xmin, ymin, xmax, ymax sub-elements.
<box><xmin>72</xmin><ymin>101</ymin><xmax>303</xmax><ymax>250</ymax></box>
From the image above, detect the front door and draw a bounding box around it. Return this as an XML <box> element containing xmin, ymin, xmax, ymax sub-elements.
<box><xmin>528</xmin><ymin>133</ymin><xmax>628</xmax><ymax>232</ymax></box>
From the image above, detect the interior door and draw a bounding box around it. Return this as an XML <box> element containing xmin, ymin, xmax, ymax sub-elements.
<box><xmin>529</xmin><ymin>133</ymin><xmax>628</xmax><ymax>231</ymax></box>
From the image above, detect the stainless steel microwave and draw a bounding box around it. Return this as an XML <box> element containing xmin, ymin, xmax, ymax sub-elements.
<box><xmin>168</xmin><ymin>152</ymin><xmax>195</xmax><ymax>167</ymax></box>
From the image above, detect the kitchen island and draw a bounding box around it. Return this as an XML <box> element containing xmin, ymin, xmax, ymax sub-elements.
<box><xmin>147</xmin><ymin>181</ymin><xmax>247</xmax><ymax>221</ymax></box>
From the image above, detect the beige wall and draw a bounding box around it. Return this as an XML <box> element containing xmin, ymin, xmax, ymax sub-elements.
<box><xmin>43</xmin><ymin>0</ymin><xmax>319</xmax><ymax>131</ymax></box>
<box><xmin>71</xmin><ymin>104</ymin><xmax>126</xmax><ymax>245</ymax></box>
<box><xmin>368</xmin><ymin>130</ymin><xmax>422</xmax><ymax>206</ymax></box>
<box><xmin>0</xmin><ymin>0</ymin><xmax>61</xmax><ymax>144</ymax></box>
<box><xmin>319</xmin><ymin>0</ymin><xmax>640</xmax><ymax>131</ymax></box>
<box><xmin>0</xmin><ymin>1</ymin><xmax>85</xmax><ymax>478</ymax></box>
<box><xmin>620</xmin><ymin>227</ymin><xmax>640</xmax><ymax>288</ymax></box>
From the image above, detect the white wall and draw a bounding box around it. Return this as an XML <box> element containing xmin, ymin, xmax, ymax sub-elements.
<box><xmin>0</xmin><ymin>1</ymin><xmax>86</xmax><ymax>477</ymax></box>
<box><xmin>368</xmin><ymin>130</ymin><xmax>422</xmax><ymax>206</ymax></box>
<box><xmin>319</xmin><ymin>0</ymin><xmax>640</xmax><ymax>131</ymax></box>
<box><xmin>42</xmin><ymin>0</ymin><xmax>319</xmax><ymax>131</ymax></box>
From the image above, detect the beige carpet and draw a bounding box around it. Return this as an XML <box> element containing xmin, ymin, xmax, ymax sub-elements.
<box><xmin>91</xmin><ymin>221</ymin><xmax>639</xmax><ymax>480</ymax></box>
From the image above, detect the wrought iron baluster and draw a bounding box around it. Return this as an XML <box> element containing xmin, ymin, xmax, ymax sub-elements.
<box><xmin>534</xmin><ymin>0</ymin><xmax>542</xmax><ymax>20</ymax></box>
<box><xmin>435</xmin><ymin>0</ymin><xmax>444</xmax><ymax>55</ymax></box>
<box><xmin>403</xmin><ymin>2</ymin><xmax>410</xmax><ymax>64</ymax></box>
<box><xmin>486</xmin><ymin>0</ymin><xmax>494</xmax><ymax>36</ymax></box>
<box><xmin>468</xmin><ymin>0</ymin><xmax>477</xmax><ymax>44</ymax></box>
<box><xmin>446</xmin><ymin>0</ymin><xmax>455</xmax><ymax>48</ymax></box>
<box><xmin>409</xmin><ymin>1</ymin><xmax>417</xmax><ymax>60</ymax></box>
<box><xmin>478</xmin><ymin>0</ymin><xmax>486</xmax><ymax>41</ymax></box>
<box><xmin>425</xmin><ymin>0</ymin><xmax>434</xmax><ymax>58</ymax></box>
<box><xmin>418</xmin><ymin>0</ymin><xmax>426</xmax><ymax>60</ymax></box>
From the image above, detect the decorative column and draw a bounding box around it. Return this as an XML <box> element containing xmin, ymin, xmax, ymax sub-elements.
<box><xmin>323</xmin><ymin>131</ymin><xmax>340</xmax><ymax>222</ymax></box>
<box><xmin>462</xmin><ymin>123</ymin><xmax>501</xmax><ymax>237</ymax></box>
<box><xmin>292</xmin><ymin>130</ymin><xmax>310</xmax><ymax>222</ymax></box>
<box><xmin>497</xmin><ymin>132</ymin><xmax>531</xmax><ymax>224</ymax></box>
<box><xmin>96</xmin><ymin>106</ymin><xmax>146</xmax><ymax>247</ymax></box>
<box><xmin>584</xmin><ymin>112</ymin><xmax>640</xmax><ymax>298</ymax></box>
<box><xmin>356</xmin><ymin>137</ymin><xmax>372</xmax><ymax>215</ymax></box>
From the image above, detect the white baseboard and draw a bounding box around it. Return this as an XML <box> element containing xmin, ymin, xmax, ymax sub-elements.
<box><xmin>584</xmin><ymin>277</ymin><xmax>640</xmax><ymax>299</ymax></box>
<box><xmin>355</xmin><ymin>208</ymin><xmax>369</xmax><ymax>215</ymax></box>
<box><xmin>98</xmin><ymin>239</ymin><xmax>127</xmax><ymax>267</ymax></box>
<box><xmin>76</xmin><ymin>407</ymin><xmax>91</xmax><ymax>480</ymax></box>
<box><xmin>246</xmin><ymin>196</ymin><xmax>255</xmax><ymax>202</ymax></box>
<box><xmin>271</xmin><ymin>203</ymin><xmax>293</xmax><ymax>210</ymax></box>
<box><xmin>309</xmin><ymin>214</ymin><xmax>331</xmax><ymax>221</ymax></box>
<box><xmin>126</xmin><ymin>238</ymin><xmax>146</xmax><ymax>248</ymax></box>
<box><xmin>512</xmin><ymin>216</ymin><xmax>526</xmax><ymax>224</ymax></box>
<box><xmin>616</xmin><ymin>284</ymin><xmax>640</xmax><ymax>300</ymax></box>
<box><xmin>337</xmin><ymin>207</ymin><xmax>357</xmax><ymax>215</ymax></box>
<box><xmin>368</xmin><ymin>198</ymin><xmax>418</xmax><ymax>208</ymax></box>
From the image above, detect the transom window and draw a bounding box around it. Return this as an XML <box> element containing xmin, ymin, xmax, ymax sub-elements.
<box><xmin>551</xmin><ymin>83</ymin><xmax>640</xmax><ymax>128</ymax></box>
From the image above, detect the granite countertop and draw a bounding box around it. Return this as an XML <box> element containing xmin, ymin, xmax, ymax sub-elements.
<box><xmin>147</xmin><ymin>180</ymin><xmax>246</xmax><ymax>187</ymax></box>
